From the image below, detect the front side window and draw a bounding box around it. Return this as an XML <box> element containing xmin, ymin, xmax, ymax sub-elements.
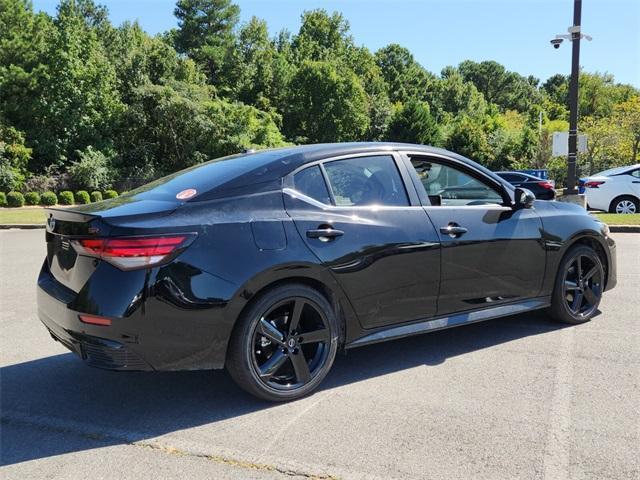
<box><xmin>293</xmin><ymin>165</ymin><xmax>331</xmax><ymax>204</ymax></box>
<box><xmin>410</xmin><ymin>158</ymin><xmax>504</xmax><ymax>206</ymax></box>
<box><xmin>323</xmin><ymin>155</ymin><xmax>409</xmax><ymax>207</ymax></box>
<box><xmin>630</xmin><ymin>169</ymin><xmax>640</xmax><ymax>179</ymax></box>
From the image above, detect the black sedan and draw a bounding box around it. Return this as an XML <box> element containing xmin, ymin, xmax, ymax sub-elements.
<box><xmin>37</xmin><ymin>143</ymin><xmax>616</xmax><ymax>401</ymax></box>
<box><xmin>496</xmin><ymin>171</ymin><xmax>556</xmax><ymax>200</ymax></box>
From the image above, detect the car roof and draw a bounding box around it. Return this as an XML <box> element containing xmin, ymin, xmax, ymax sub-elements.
<box><xmin>125</xmin><ymin>143</ymin><xmax>508</xmax><ymax>204</ymax></box>
<box><xmin>192</xmin><ymin>142</ymin><xmax>506</xmax><ymax>197</ymax></box>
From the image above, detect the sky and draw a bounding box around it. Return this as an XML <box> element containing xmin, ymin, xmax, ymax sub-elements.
<box><xmin>31</xmin><ymin>0</ymin><xmax>640</xmax><ymax>87</ymax></box>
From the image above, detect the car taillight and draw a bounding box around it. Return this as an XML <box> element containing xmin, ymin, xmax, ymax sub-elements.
<box><xmin>537</xmin><ymin>181</ymin><xmax>554</xmax><ymax>190</ymax></box>
<box><xmin>72</xmin><ymin>234</ymin><xmax>195</xmax><ymax>270</ymax></box>
<box><xmin>584</xmin><ymin>181</ymin><xmax>605</xmax><ymax>188</ymax></box>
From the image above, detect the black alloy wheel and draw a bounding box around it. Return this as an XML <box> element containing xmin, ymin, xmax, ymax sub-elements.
<box><xmin>549</xmin><ymin>245</ymin><xmax>604</xmax><ymax>324</ymax></box>
<box><xmin>226</xmin><ymin>284</ymin><xmax>338</xmax><ymax>401</ymax></box>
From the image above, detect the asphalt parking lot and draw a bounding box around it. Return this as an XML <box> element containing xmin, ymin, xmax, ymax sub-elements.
<box><xmin>1</xmin><ymin>229</ymin><xmax>638</xmax><ymax>480</ymax></box>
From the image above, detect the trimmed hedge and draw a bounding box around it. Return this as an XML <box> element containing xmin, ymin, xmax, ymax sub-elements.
<box><xmin>0</xmin><ymin>192</ymin><xmax>6</xmax><ymax>207</ymax></box>
<box><xmin>7</xmin><ymin>191</ymin><xmax>25</xmax><ymax>207</ymax></box>
<box><xmin>59</xmin><ymin>191</ymin><xmax>74</xmax><ymax>205</ymax></box>
<box><xmin>40</xmin><ymin>191</ymin><xmax>58</xmax><ymax>205</ymax></box>
<box><xmin>25</xmin><ymin>192</ymin><xmax>41</xmax><ymax>205</ymax></box>
<box><xmin>103</xmin><ymin>190</ymin><xmax>118</xmax><ymax>199</ymax></box>
<box><xmin>90</xmin><ymin>191</ymin><xmax>103</xmax><ymax>202</ymax></box>
<box><xmin>75</xmin><ymin>190</ymin><xmax>90</xmax><ymax>204</ymax></box>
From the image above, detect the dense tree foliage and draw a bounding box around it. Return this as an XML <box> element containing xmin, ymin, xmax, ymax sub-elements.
<box><xmin>0</xmin><ymin>0</ymin><xmax>638</xmax><ymax>193</ymax></box>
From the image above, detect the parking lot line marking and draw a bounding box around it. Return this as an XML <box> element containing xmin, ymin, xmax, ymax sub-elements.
<box><xmin>542</xmin><ymin>327</ymin><xmax>575</xmax><ymax>480</ymax></box>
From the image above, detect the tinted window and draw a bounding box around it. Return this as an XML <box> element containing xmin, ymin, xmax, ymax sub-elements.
<box><xmin>410</xmin><ymin>159</ymin><xmax>503</xmax><ymax>206</ymax></box>
<box><xmin>500</xmin><ymin>173</ymin><xmax>525</xmax><ymax>182</ymax></box>
<box><xmin>630</xmin><ymin>169</ymin><xmax>640</xmax><ymax>178</ymax></box>
<box><xmin>323</xmin><ymin>155</ymin><xmax>409</xmax><ymax>206</ymax></box>
<box><xmin>293</xmin><ymin>166</ymin><xmax>331</xmax><ymax>204</ymax></box>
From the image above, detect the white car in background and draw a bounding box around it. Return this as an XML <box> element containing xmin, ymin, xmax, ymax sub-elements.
<box><xmin>581</xmin><ymin>164</ymin><xmax>640</xmax><ymax>213</ymax></box>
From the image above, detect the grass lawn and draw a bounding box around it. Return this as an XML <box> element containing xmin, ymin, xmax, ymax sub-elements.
<box><xmin>592</xmin><ymin>213</ymin><xmax>640</xmax><ymax>225</ymax></box>
<box><xmin>0</xmin><ymin>207</ymin><xmax>47</xmax><ymax>224</ymax></box>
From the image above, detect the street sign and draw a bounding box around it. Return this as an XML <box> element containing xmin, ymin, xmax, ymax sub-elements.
<box><xmin>552</xmin><ymin>131</ymin><xmax>587</xmax><ymax>157</ymax></box>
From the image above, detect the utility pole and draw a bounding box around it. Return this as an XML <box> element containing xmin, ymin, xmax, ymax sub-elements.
<box><xmin>566</xmin><ymin>0</ymin><xmax>582</xmax><ymax>194</ymax></box>
<box><xmin>551</xmin><ymin>0</ymin><xmax>591</xmax><ymax>197</ymax></box>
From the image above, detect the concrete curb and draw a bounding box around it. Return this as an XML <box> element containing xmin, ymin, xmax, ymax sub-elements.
<box><xmin>0</xmin><ymin>224</ymin><xmax>45</xmax><ymax>229</ymax></box>
<box><xmin>608</xmin><ymin>225</ymin><xmax>640</xmax><ymax>233</ymax></box>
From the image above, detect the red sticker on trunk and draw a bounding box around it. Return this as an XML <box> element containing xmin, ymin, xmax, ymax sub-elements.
<box><xmin>176</xmin><ymin>188</ymin><xmax>197</xmax><ymax>200</ymax></box>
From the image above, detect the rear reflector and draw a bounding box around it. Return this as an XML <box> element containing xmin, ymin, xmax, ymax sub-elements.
<box><xmin>72</xmin><ymin>234</ymin><xmax>194</xmax><ymax>270</ymax></box>
<box><xmin>79</xmin><ymin>314</ymin><xmax>112</xmax><ymax>326</ymax></box>
<box><xmin>584</xmin><ymin>181</ymin><xmax>605</xmax><ymax>188</ymax></box>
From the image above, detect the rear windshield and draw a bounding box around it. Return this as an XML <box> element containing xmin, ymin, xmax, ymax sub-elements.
<box><xmin>118</xmin><ymin>149</ymin><xmax>291</xmax><ymax>203</ymax></box>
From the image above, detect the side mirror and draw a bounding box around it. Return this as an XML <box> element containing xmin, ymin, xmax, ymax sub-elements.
<box><xmin>514</xmin><ymin>187</ymin><xmax>536</xmax><ymax>209</ymax></box>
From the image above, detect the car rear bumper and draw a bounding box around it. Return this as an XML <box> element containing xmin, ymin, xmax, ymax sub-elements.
<box><xmin>37</xmin><ymin>257</ymin><xmax>240</xmax><ymax>371</ymax></box>
<box><xmin>37</xmin><ymin>284</ymin><xmax>154</xmax><ymax>371</ymax></box>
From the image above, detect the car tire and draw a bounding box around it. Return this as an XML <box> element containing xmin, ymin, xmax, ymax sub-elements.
<box><xmin>548</xmin><ymin>245</ymin><xmax>604</xmax><ymax>324</ymax></box>
<box><xmin>608</xmin><ymin>195</ymin><xmax>639</xmax><ymax>214</ymax></box>
<box><xmin>226</xmin><ymin>283</ymin><xmax>338</xmax><ymax>401</ymax></box>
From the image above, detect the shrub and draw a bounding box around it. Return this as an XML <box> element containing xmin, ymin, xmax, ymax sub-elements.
<box><xmin>103</xmin><ymin>190</ymin><xmax>118</xmax><ymax>199</ymax></box>
<box><xmin>75</xmin><ymin>190</ymin><xmax>90</xmax><ymax>204</ymax></box>
<box><xmin>0</xmin><ymin>192</ymin><xmax>6</xmax><ymax>207</ymax></box>
<box><xmin>90</xmin><ymin>191</ymin><xmax>102</xmax><ymax>202</ymax></box>
<box><xmin>59</xmin><ymin>191</ymin><xmax>74</xmax><ymax>205</ymax></box>
<box><xmin>7</xmin><ymin>191</ymin><xmax>25</xmax><ymax>207</ymax></box>
<box><xmin>68</xmin><ymin>146</ymin><xmax>114</xmax><ymax>191</ymax></box>
<box><xmin>40</xmin><ymin>191</ymin><xmax>57</xmax><ymax>205</ymax></box>
<box><xmin>24</xmin><ymin>192</ymin><xmax>41</xmax><ymax>205</ymax></box>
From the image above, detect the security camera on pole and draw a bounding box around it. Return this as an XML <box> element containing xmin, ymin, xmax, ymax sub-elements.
<box><xmin>551</xmin><ymin>0</ymin><xmax>592</xmax><ymax>207</ymax></box>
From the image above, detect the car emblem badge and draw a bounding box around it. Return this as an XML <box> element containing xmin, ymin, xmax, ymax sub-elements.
<box><xmin>287</xmin><ymin>338</ymin><xmax>296</xmax><ymax>348</ymax></box>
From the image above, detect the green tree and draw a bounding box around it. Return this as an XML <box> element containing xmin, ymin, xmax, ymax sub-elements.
<box><xmin>173</xmin><ymin>0</ymin><xmax>239</xmax><ymax>88</ymax></box>
<box><xmin>0</xmin><ymin>124</ymin><xmax>31</xmax><ymax>191</ymax></box>
<box><xmin>116</xmin><ymin>81</ymin><xmax>286</xmax><ymax>180</ymax></box>
<box><xmin>458</xmin><ymin>60</ymin><xmax>541</xmax><ymax>112</ymax></box>
<box><xmin>227</xmin><ymin>17</ymin><xmax>278</xmax><ymax>107</ymax></box>
<box><xmin>429</xmin><ymin>66</ymin><xmax>488</xmax><ymax>120</ymax></box>
<box><xmin>30</xmin><ymin>0</ymin><xmax>123</xmax><ymax>170</ymax></box>
<box><xmin>614</xmin><ymin>96</ymin><xmax>640</xmax><ymax>162</ymax></box>
<box><xmin>375</xmin><ymin>44</ymin><xmax>433</xmax><ymax>104</ymax></box>
<box><xmin>445</xmin><ymin>116</ymin><xmax>492</xmax><ymax>165</ymax></box>
<box><xmin>386</xmin><ymin>100</ymin><xmax>441</xmax><ymax>146</ymax></box>
<box><xmin>283</xmin><ymin>61</ymin><xmax>369</xmax><ymax>143</ymax></box>
<box><xmin>291</xmin><ymin>9</ymin><xmax>353</xmax><ymax>62</ymax></box>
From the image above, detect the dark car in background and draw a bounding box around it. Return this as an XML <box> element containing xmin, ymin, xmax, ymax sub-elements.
<box><xmin>496</xmin><ymin>171</ymin><xmax>556</xmax><ymax>200</ymax></box>
<box><xmin>37</xmin><ymin>143</ymin><xmax>616</xmax><ymax>401</ymax></box>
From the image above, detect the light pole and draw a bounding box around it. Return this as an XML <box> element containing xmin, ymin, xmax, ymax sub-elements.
<box><xmin>551</xmin><ymin>0</ymin><xmax>592</xmax><ymax>195</ymax></box>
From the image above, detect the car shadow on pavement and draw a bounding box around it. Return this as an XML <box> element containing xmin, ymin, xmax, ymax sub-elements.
<box><xmin>1</xmin><ymin>310</ymin><xmax>572</xmax><ymax>466</ymax></box>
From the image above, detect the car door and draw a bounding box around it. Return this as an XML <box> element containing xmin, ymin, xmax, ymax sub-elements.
<box><xmin>283</xmin><ymin>152</ymin><xmax>441</xmax><ymax>329</ymax></box>
<box><xmin>401</xmin><ymin>153</ymin><xmax>546</xmax><ymax>316</ymax></box>
<box><xmin>628</xmin><ymin>168</ymin><xmax>640</xmax><ymax>197</ymax></box>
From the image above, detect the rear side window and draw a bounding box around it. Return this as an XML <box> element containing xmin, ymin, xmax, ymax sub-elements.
<box><xmin>323</xmin><ymin>155</ymin><xmax>409</xmax><ymax>206</ymax></box>
<box><xmin>501</xmin><ymin>173</ymin><xmax>525</xmax><ymax>182</ymax></box>
<box><xmin>293</xmin><ymin>166</ymin><xmax>331</xmax><ymax>204</ymax></box>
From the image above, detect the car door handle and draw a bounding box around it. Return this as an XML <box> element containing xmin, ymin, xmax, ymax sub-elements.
<box><xmin>306</xmin><ymin>228</ymin><xmax>344</xmax><ymax>241</ymax></box>
<box><xmin>633</xmin><ymin>181</ymin><xmax>640</xmax><ymax>183</ymax></box>
<box><xmin>440</xmin><ymin>224</ymin><xmax>468</xmax><ymax>237</ymax></box>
